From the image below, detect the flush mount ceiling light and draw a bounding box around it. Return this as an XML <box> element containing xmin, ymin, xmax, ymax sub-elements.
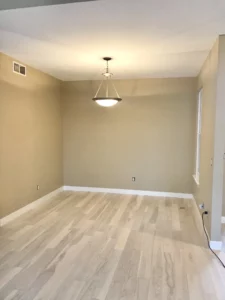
<box><xmin>93</xmin><ymin>57</ymin><xmax>122</xmax><ymax>107</ymax></box>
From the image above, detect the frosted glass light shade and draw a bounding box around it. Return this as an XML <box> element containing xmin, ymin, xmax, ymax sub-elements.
<box><xmin>93</xmin><ymin>97</ymin><xmax>122</xmax><ymax>107</ymax></box>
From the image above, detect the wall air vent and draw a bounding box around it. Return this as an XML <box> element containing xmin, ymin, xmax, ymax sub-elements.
<box><xmin>13</xmin><ymin>61</ymin><xmax>26</xmax><ymax>76</ymax></box>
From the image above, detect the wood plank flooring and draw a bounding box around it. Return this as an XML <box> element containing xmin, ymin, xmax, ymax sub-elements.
<box><xmin>0</xmin><ymin>191</ymin><xmax>225</xmax><ymax>300</ymax></box>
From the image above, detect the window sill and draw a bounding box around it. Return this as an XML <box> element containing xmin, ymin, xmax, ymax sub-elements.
<box><xmin>193</xmin><ymin>175</ymin><xmax>200</xmax><ymax>186</ymax></box>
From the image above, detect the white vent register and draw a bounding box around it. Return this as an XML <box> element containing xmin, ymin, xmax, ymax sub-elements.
<box><xmin>13</xmin><ymin>61</ymin><xmax>26</xmax><ymax>76</ymax></box>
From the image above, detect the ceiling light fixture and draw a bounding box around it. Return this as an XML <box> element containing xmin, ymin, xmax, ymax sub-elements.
<box><xmin>93</xmin><ymin>57</ymin><xmax>122</xmax><ymax>107</ymax></box>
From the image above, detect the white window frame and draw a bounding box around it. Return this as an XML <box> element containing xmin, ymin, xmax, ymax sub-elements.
<box><xmin>194</xmin><ymin>88</ymin><xmax>202</xmax><ymax>185</ymax></box>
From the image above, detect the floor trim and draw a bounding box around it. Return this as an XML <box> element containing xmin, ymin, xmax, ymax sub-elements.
<box><xmin>64</xmin><ymin>186</ymin><xmax>193</xmax><ymax>199</ymax></box>
<box><xmin>192</xmin><ymin>196</ymin><xmax>222</xmax><ymax>251</ymax></box>
<box><xmin>0</xmin><ymin>187</ymin><xmax>63</xmax><ymax>226</ymax></box>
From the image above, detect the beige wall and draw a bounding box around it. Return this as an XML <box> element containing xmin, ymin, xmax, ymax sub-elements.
<box><xmin>62</xmin><ymin>78</ymin><xmax>196</xmax><ymax>193</ymax></box>
<box><xmin>0</xmin><ymin>53</ymin><xmax>63</xmax><ymax>218</ymax></box>
<box><xmin>223</xmin><ymin>163</ymin><xmax>225</xmax><ymax>216</ymax></box>
<box><xmin>193</xmin><ymin>40</ymin><xmax>218</xmax><ymax>237</ymax></box>
<box><xmin>194</xmin><ymin>36</ymin><xmax>225</xmax><ymax>241</ymax></box>
<box><xmin>212</xmin><ymin>36</ymin><xmax>225</xmax><ymax>238</ymax></box>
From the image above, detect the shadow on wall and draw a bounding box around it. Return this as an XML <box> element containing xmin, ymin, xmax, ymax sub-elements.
<box><xmin>0</xmin><ymin>54</ymin><xmax>63</xmax><ymax>219</ymax></box>
<box><xmin>66</xmin><ymin>77</ymin><xmax>196</xmax><ymax>98</ymax></box>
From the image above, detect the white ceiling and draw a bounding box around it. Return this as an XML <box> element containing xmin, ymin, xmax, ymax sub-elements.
<box><xmin>1</xmin><ymin>0</ymin><xmax>225</xmax><ymax>81</ymax></box>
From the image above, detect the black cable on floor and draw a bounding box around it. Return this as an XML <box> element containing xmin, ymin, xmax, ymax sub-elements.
<box><xmin>202</xmin><ymin>211</ymin><xmax>225</xmax><ymax>268</ymax></box>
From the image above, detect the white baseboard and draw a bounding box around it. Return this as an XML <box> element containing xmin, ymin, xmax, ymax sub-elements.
<box><xmin>210</xmin><ymin>241</ymin><xmax>223</xmax><ymax>251</ymax></box>
<box><xmin>0</xmin><ymin>187</ymin><xmax>63</xmax><ymax>227</ymax></box>
<box><xmin>63</xmin><ymin>186</ymin><xmax>193</xmax><ymax>199</ymax></box>
<box><xmin>192</xmin><ymin>196</ymin><xmax>222</xmax><ymax>251</ymax></box>
<box><xmin>221</xmin><ymin>217</ymin><xmax>225</xmax><ymax>223</ymax></box>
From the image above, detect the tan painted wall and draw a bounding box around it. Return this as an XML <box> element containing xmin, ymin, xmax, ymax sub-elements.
<box><xmin>223</xmin><ymin>163</ymin><xmax>225</xmax><ymax>217</ymax></box>
<box><xmin>62</xmin><ymin>78</ymin><xmax>196</xmax><ymax>193</ymax></box>
<box><xmin>193</xmin><ymin>40</ymin><xmax>218</xmax><ymax>237</ymax></box>
<box><xmin>0</xmin><ymin>53</ymin><xmax>63</xmax><ymax>218</ymax></box>
<box><xmin>194</xmin><ymin>36</ymin><xmax>225</xmax><ymax>241</ymax></box>
<box><xmin>212</xmin><ymin>36</ymin><xmax>225</xmax><ymax>239</ymax></box>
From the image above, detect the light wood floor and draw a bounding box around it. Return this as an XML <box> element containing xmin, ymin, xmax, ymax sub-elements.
<box><xmin>0</xmin><ymin>192</ymin><xmax>225</xmax><ymax>300</ymax></box>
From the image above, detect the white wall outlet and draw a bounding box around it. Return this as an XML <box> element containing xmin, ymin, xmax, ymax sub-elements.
<box><xmin>199</xmin><ymin>203</ymin><xmax>204</xmax><ymax>210</ymax></box>
<box><xmin>37</xmin><ymin>185</ymin><xmax>40</xmax><ymax>190</ymax></box>
<box><xmin>210</xmin><ymin>158</ymin><xmax>213</xmax><ymax>166</ymax></box>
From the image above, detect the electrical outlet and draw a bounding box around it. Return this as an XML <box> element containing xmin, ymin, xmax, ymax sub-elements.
<box><xmin>37</xmin><ymin>185</ymin><xmax>40</xmax><ymax>190</ymax></box>
<box><xmin>132</xmin><ymin>177</ymin><xmax>136</xmax><ymax>182</ymax></box>
<box><xmin>199</xmin><ymin>203</ymin><xmax>204</xmax><ymax>210</ymax></box>
<box><xmin>210</xmin><ymin>158</ymin><xmax>213</xmax><ymax>166</ymax></box>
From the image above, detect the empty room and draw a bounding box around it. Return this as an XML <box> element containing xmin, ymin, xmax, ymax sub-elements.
<box><xmin>1</xmin><ymin>0</ymin><xmax>225</xmax><ymax>299</ymax></box>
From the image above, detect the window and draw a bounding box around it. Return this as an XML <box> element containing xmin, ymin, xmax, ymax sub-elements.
<box><xmin>194</xmin><ymin>88</ymin><xmax>202</xmax><ymax>185</ymax></box>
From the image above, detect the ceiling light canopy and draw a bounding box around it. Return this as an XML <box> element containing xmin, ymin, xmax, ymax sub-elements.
<box><xmin>93</xmin><ymin>57</ymin><xmax>122</xmax><ymax>107</ymax></box>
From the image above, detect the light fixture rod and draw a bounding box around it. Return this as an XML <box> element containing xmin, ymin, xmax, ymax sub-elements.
<box><xmin>106</xmin><ymin>78</ymin><xmax>109</xmax><ymax>97</ymax></box>
<box><xmin>111</xmin><ymin>81</ymin><xmax>120</xmax><ymax>99</ymax></box>
<box><xmin>106</xmin><ymin>60</ymin><xmax>109</xmax><ymax>73</ymax></box>
<box><xmin>94</xmin><ymin>79</ymin><xmax>104</xmax><ymax>98</ymax></box>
